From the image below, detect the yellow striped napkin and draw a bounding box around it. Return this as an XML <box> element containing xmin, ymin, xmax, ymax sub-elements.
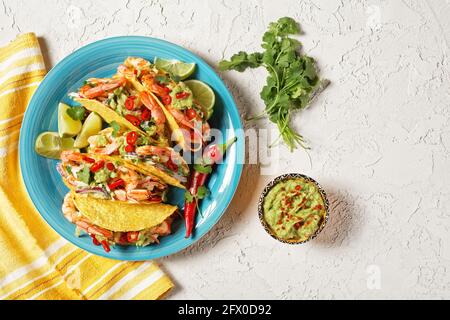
<box><xmin>0</xmin><ymin>33</ymin><xmax>174</xmax><ymax>300</ymax></box>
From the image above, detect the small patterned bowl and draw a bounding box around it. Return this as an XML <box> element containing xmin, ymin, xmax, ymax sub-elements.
<box><xmin>258</xmin><ymin>173</ymin><xmax>329</xmax><ymax>244</ymax></box>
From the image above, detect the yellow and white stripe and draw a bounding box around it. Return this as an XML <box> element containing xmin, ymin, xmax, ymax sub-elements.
<box><xmin>0</xmin><ymin>33</ymin><xmax>173</xmax><ymax>300</ymax></box>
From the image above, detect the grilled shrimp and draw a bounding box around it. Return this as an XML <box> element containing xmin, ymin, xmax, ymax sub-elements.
<box><xmin>79</xmin><ymin>78</ymin><xmax>126</xmax><ymax>99</ymax></box>
<box><xmin>140</xmin><ymin>91</ymin><xmax>166</xmax><ymax>125</ymax></box>
<box><xmin>62</xmin><ymin>194</ymin><xmax>112</xmax><ymax>238</ymax></box>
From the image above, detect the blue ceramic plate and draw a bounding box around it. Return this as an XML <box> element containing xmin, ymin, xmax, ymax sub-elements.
<box><xmin>19</xmin><ymin>36</ymin><xmax>244</xmax><ymax>261</ymax></box>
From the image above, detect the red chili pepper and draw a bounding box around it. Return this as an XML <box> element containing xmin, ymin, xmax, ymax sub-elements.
<box><xmin>106</xmin><ymin>162</ymin><xmax>115</xmax><ymax>171</ymax></box>
<box><xmin>125</xmin><ymin>144</ymin><xmax>135</xmax><ymax>153</ymax></box>
<box><xmin>126</xmin><ymin>131</ymin><xmax>138</xmax><ymax>145</ymax></box>
<box><xmin>125</xmin><ymin>114</ymin><xmax>141</xmax><ymax>127</ymax></box>
<box><xmin>184</xmin><ymin>137</ymin><xmax>237</xmax><ymax>238</ymax></box>
<box><xmin>162</xmin><ymin>95</ymin><xmax>172</xmax><ymax>105</ymax></box>
<box><xmin>186</xmin><ymin>108</ymin><xmax>197</xmax><ymax>120</ymax></box>
<box><xmin>176</xmin><ymin>92</ymin><xmax>190</xmax><ymax>99</ymax></box>
<box><xmin>90</xmin><ymin>234</ymin><xmax>100</xmax><ymax>246</ymax></box>
<box><xmin>82</xmin><ymin>156</ymin><xmax>95</xmax><ymax>164</ymax></box>
<box><xmin>162</xmin><ymin>86</ymin><xmax>171</xmax><ymax>94</ymax></box>
<box><xmin>127</xmin><ymin>231</ymin><xmax>139</xmax><ymax>243</ymax></box>
<box><xmin>141</xmin><ymin>108</ymin><xmax>151</xmax><ymax>121</ymax></box>
<box><xmin>125</xmin><ymin>96</ymin><xmax>136</xmax><ymax>110</ymax></box>
<box><xmin>108</xmin><ymin>178</ymin><xmax>125</xmax><ymax>190</ymax></box>
<box><xmin>90</xmin><ymin>160</ymin><xmax>105</xmax><ymax>173</ymax></box>
<box><xmin>101</xmin><ymin>240</ymin><xmax>110</xmax><ymax>253</ymax></box>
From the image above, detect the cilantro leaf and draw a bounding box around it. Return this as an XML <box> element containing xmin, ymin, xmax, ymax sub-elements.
<box><xmin>218</xmin><ymin>51</ymin><xmax>262</xmax><ymax>72</ymax></box>
<box><xmin>184</xmin><ymin>191</ymin><xmax>194</xmax><ymax>202</ymax></box>
<box><xmin>196</xmin><ymin>186</ymin><xmax>210</xmax><ymax>200</ymax></box>
<box><xmin>66</xmin><ymin>106</ymin><xmax>85</xmax><ymax>121</ymax></box>
<box><xmin>155</xmin><ymin>75</ymin><xmax>169</xmax><ymax>84</ymax></box>
<box><xmin>193</xmin><ymin>163</ymin><xmax>212</xmax><ymax>174</ymax></box>
<box><xmin>110</xmin><ymin>121</ymin><xmax>121</xmax><ymax>137</ymax></box>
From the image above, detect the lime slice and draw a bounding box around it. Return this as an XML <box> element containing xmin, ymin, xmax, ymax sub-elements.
<box><xmin>154</xmin><ymin>57</ymin><xmax>196</xmax><ymax>80</ymax></box>
<box><xmin>184</xmin><ymin>80</ymin><xmax>215</xmax><ymax>119</ymax></box>
<box><xmin>74</xmin><ymin>112</ymin><xmax>103</xmax><ymax>148</ymax></box>
<box><xmin>35</xmin><ymin>132</ymin><xmax>77</xmax><ymax>159</ymax></box>
<box><xmin>58</xmin><ymin>103</ymin><xmax>82</xmax><ymax>138</ymax></box>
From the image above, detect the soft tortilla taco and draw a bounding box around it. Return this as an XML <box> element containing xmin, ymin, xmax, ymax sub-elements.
<box><xmin>63</xmin><ymin>192</ymin><xmax>176</xmax><ymax>250</ymax></box>
<box><xmin>58</xmin><ymin>150</ymin><xmax>169</xmax><ymax>203</ymax></box>
<box><xmin>86</xmin><ymin>127</ymin><xmax>189</xmax><ymax>189</ymax></box>
<box><xmin>71</xmin><ymin>76</ymin><xmax>170</xmax><ymax>147</ymax></box>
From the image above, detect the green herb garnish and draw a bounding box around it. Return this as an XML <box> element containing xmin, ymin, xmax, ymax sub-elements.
<box><xmin>111</xmin><ymin>120</ymin><xmax>121</xmax><ymax>137</ymax></box>
<box><xmin>219</xmin><ymin>17</ymin><xmax>327</xmax><ymax>151</ymax></box>
<box><xmin>193</xmin><ymin>163</ymin><xmax>212</xmax><ymax>174</ymax></box>
<box><xmin>66</xmin><ymin>106</ymin><xmax>86</xmax><ymax>121</ymax></box>
<box><xmin>155</xmin><ymin>75</ymin><xmax>169</xmax><ymax>84</ymax></box>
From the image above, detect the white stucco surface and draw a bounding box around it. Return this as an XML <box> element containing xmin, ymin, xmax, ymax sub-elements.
<box><xmin>2</xmin><ymin>0</ymin><xmax>449</xmax><ymax>299</ymax></box>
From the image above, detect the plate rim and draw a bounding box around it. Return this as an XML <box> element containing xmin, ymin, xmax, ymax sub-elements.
<box><xmin>19</xmin><ymin>35</ymin><xmax>244</xmax><ymax>261</ymax></box>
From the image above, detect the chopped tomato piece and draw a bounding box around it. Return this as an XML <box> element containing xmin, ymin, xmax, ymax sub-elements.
<box><xmin>108</xmin><ymin>179</ymin><xmax>125</xmax><ymax>190</ymax></box>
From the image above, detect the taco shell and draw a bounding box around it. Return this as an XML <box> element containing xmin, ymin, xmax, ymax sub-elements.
<box><xmin>72</xmin><ymin>192</ymin><xmax>177</xmax><ymax>232</ymax></box>
<box><xmin>102</xmin><ymin>154</ymin><xmax>186</xmax><ymax>189</ymax></box>
<box><xmin>128</xmin><ymin>77</ymin><xmax>187</xmax><ymax>150</ymax></box>
<box><xmin>74</xmin><ymin>97</ymin><xmax>147</xmax><ymax>135</ymax></box>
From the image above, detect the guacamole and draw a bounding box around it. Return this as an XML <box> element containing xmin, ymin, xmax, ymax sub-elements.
<box><xmin>169</xmin><ymin>82</ymin><xmax>193</xmax><ymax>110</ymax></box>
<box><xmin>263</xmin><ymin>178</ymin><xmax>326</xmax><ymax>242</ymax></box>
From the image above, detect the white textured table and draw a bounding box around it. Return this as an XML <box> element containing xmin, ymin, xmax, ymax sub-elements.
<box><xmin>2</xmin><ymin>0</ymin><xmax>449</xmax><ymax>299</ymax></box>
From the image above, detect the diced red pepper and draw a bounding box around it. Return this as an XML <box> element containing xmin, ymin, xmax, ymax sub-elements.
<box><xmin>82</xmin><ymin>156</ymin><xmax>95</xmax><ymax>164</ymax></box>
<box><xmin>126</xmin><ymin>131</ymin><xmax>138</xmax><ymax>145</ymax></box>
<box><xmin>125</xmin><ymin>144</ymin><xmax>135</xmax><ymax>153</ymax></box>
<box><xmin>125</xmin><ymin>114</ymin><xmax>141</xmax><ymax>127</ymax></box>
<box><xmin>141</xmin><ymin>108</ymin><xmax>151</xmax><ymax>121</ymax></box>
<box><xmin>125</xmin><ymin>96</ymin><xmax>136</xmax><ymax>110</ymax></box>
<box><xmin>162</xmin><ymin>95</ymin><xmax>172</xmax><ymax>105</ymax></box>
<box><xmin>106</xmin><ymin>162</ymin><xmax>115</xmax><ymax>171</ymax></box>
<box><xmin>90</xmin><ymin>160</ymin><xmax>105</xmax><ymax>173</ymax></box>
<box><xmin>108</xmin><ymin>178</ymin><xmax>125</xmax><ymax>190</ymax></box>
<box><xmin>101</xmin><ymin>240</ymin><xmax>110</xmax><ymax>253</ymax></box>
<box><xmin>176</xmin><ymin>92</ymin><xmax>190</xmax><ymax>99</ymax></box>
<box><xmin>90</xmin><ymin>234</ymin><xmax>100</xmax><ymax>246</ymax></box>
<box><xmin>127</xmin><ymin>231</ymin><xmax>139</xmax><ymax>243</ymax></box>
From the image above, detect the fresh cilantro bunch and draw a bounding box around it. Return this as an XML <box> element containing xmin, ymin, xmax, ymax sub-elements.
<box><xmin>219</xmin><ymin>17</ymin><xmax>326</xmax><ymax>151</ymax></box>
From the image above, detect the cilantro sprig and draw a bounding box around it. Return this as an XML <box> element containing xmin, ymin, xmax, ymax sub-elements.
<box><xmin>185</xmin><ymin>186</ymin><xmax>210</xmax><ymax>217</ymax></box>
<box><xmin>219</xmin><ymin>17</ymin><xmax>327</xmax><ymax>151</ymax></box>
<box><xmin>66</xmin><ymin>106</ymin><xmax>86</xmax><ymax>121</ymax></box>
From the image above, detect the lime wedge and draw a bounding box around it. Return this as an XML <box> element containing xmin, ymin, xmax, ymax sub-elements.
<box><xmin>35</xmin><ymin>132</ymin><xmax>77</xmax><ymax>159</ymax></box>
<box><xmin>154</xmin><ymin>57</ymin><xmax>196</xmax><ymax>80</ymax></box>
<box><xmin>184</xmin><ymin>80</ymin><xmax>215</xmax><ymax>119</ymax></box>
<box><xmin>74</xmin><ymin>112</ymin><xmax>103</xmax><ymax>148</ymax></box>
<box><xmin>58</xmin><ymin>103</ymin><xmax>82</xmax><ymax>138</ymax></box>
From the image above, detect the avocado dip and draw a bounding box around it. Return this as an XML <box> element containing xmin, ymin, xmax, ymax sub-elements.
<box><xmin>262</xmin><ymin>178</ymin><xmax>326</xmax><ymax>242</ymax></box>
